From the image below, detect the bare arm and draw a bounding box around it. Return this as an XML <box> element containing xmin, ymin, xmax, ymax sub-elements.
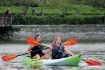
<box><xmin>41</xmin><ymin>44</ymin><xmax>51</xmax><ymax>49</ymax></box>
<box><xmin>27</xmin><ymin>45</ymin><xmax>33</xmax><ymax>52</ymax></box>
<box><xmin>40</xmin><ymin>44</ymin><xmax>51</xmax><ymax>54</ymax></box>
<box><xmin>64</xmin><ymin>47</ymin><xmax>74</xmax><ymax>56</ymax></box>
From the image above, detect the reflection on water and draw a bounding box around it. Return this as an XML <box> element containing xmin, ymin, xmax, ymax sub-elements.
<box><xmin>0</xmin><ymin>44</ymin><xmax>105</xmax><ymax>70</ymax></box>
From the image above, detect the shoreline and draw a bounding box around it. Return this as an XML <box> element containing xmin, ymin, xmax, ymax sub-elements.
<box><xmin>0</xmin><ymin>39</ymin><xmax>105</xmax><ymax>44</ymax></box>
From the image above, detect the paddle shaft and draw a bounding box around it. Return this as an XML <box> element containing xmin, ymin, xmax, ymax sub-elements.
<box><xmin>16</xmin><ymin>53</ymin><xmax>28</xmax><ymax>57</ymax></box>
<box><xmin>16</xmin><ymin>46</ymin><xmax>65</xmax><ymax>58</ymax></box>
<box><xmin>16</xmin><ymin>47</ymin><xmax>50</xmax><ymax>57</ymax></box>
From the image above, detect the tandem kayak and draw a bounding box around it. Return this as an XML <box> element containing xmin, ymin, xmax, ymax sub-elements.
<box><xmin>22</xmin><ymin>55</ymin><xmax>82</xmax><ymax>67</ymax></box>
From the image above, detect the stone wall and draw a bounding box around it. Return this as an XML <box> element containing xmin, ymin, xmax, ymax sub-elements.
<box><xmin>12</xmin><ymin>25</ymin><xmax>105</xmax><ymax>41</ymax></box>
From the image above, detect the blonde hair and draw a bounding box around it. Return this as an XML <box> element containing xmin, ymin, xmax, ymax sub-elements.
<box><xmin>53</xmin><ymin>35</ymin><xmax>61</xmax><ymax>44</ymax></box>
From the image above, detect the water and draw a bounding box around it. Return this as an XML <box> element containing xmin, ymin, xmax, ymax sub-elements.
<box><xmin>0</xmin><ymin>43</ymin><xmax>105</xmax><ymax>70</ymax></box>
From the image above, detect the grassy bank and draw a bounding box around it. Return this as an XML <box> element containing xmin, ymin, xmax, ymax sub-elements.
<box><xmin>0</xmin><ymin>5</ymin><xmax>105</xmax><ymax>25</ymax></box>
<box><xmin>0</xmin><ymin>5</ymin><xmax>105</xmax><ymax>15</ymax></box>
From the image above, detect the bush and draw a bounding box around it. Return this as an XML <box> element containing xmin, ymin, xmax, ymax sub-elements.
<box><xmin>12</xmin><ymin>15</ymin><xmax>105</xmax><ymax>25</ymax></box>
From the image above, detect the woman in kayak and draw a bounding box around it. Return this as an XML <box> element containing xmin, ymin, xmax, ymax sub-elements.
<box><xmin>27</xmin><ymin>34</ymin><xmax>50</xmax><ymax>59</ymax></box>
<box><xmin>52</xmin><ymin>36</ymin><xmax>74</xmax><ymax>59</ymax></box>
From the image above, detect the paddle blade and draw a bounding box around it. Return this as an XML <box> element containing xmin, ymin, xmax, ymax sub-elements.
<box><xmin>2</xmin><ymin>54</ymin><xmax>17</xmax><ymax>62</ymax></box>
<box><xmin>63</xmin><ymin>38</ymin><xmax>77</xmax><ymax>46</ymax></box>
<box><xmin>84</xmin><ymin>59</ymin><xmax>101</xmax><ymax>66</ymax></box>
<box><xmin>26</xmin><ymin>37</ymin><xmax>40</xmax><ymax>46</ymax></box>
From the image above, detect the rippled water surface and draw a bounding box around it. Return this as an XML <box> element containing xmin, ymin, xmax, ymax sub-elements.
<box><xmin>0</xmin><ymin>43</ymin><xmax>105</xmax><ymax>70</ymax></box>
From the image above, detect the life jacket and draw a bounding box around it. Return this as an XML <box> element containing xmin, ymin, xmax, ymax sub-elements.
<box><xmin>31</xmin><ymin>42</ymin><xmax>43</xmax><ymax>53</ymax></box>
<box><xmin>52</xmin><ymin>43</ymin><xmax>65</xmax><ymax>59</ymax></box>
<box><xmin>31</xmin><ymin>45</ymin><xmax>42</xmax><ymax>53</ymax></box>
<box><xmin>30</xmin><ymin>45</ymin><xmax>44</xmax><ymax>58</ymax></box>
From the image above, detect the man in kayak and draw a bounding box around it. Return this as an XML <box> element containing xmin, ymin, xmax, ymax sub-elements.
<box><xmin>52</xmin><ymin>36</ymin><xmax>74</xmax><ymax>59</ymax></box>
<box><xmin>27</xmin><ymin>34</ymin><xmax>50</xmax><ymax>59</ymax></box>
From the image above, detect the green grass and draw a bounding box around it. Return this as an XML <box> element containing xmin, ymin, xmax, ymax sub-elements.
<box><xmin>0</xmin><ymin>5</ymin><xmax>105</xmax><ymax>15</ymax></box>
<box><xmin>0</xmin><ymin>6</ymin><xmax>21</xmax><ymax>14</ymax></box>
<box><xmin>68</xmin><ymin>5</ymin><xmax>105</xmax><ymax>15</ymax></box>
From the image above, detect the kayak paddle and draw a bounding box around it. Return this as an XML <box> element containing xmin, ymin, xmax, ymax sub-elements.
<box><xmin>63</xmin><ymin>38</ymin><xmax>77</xmax><ymax>46</ymax></box>
<box><xmin>26</xmin><ymin>37</ymin><xmax>77</xmax><ymax>46</ymax></box>
<box><xmin>2</xmin><ymin>47</ymin><xmax>50</xmax><ymax>62</ymax></box>
<box><xmin>2</xmin><ymin>53</ymin><xmax>27</xmax><ymax>62</ymax></box>
<box><xmin>83</xmin><ymin>59</ymin><xmax>101</xmax><ymax>66</ymax></box>
<box><xmin>26</xmin><ymin>37</ymin><xmax>40</xmax><ymax>46</ymax></box>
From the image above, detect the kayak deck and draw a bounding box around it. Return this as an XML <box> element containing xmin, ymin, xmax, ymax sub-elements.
<box><xmin>23</xmin><ymin>55</ymin><xmax>82</xmax><ymax>67</ymax></box>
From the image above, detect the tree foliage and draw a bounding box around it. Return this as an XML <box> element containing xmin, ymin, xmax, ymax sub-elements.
<box><xmin>0</xmin><ymin>0</ymin><xmax>105</xmax><ymax>8</ymax></box>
